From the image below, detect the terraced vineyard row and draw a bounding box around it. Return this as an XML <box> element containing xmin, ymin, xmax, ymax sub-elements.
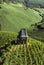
<box><xmin>1</xmin><ymin>39</ymin><xmax>43</xmax><ymax>65</ymax></box>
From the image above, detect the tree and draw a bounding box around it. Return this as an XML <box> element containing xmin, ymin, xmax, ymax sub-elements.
<box><xmin>3</xmin><ymin>0</ymin><xmax>10</xmax><ymax>3</ymax></box>
<box><xmin>24</xmin><ymin>0</ymin><xmax>29</xmax><ymax>9</ymax></box>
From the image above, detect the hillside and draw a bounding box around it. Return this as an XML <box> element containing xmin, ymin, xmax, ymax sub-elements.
<box><xmin>29</xmin><ymin>0</ymin><xmax>44</xmax><ymax>4</ymax></box>
<box><xmin>30</xmin><ymin>29</ymin><xmax>44</xmax><ymax>42</ymax></box>
<box><xmin>0</xmin><ymin>37</ymin><xmax>44</xmax><ymax>65</ymax></box>
<box><xmin>2</xmin><ymin>0</ymin><xmax>44</xmax><ymax>8</ymax></box>
<box><xmin>0</xmin><ymin>3</ymin><xmax>42</xmax><ymax>32</ymax></box>
<box><xmin>0</xmin><ymin>2</ymin><xmax>44</xmax><ymax>65</ymax></box>
<box><xmin>0</xmin><ymin>31</ymin><xmax>44</xmax><ymax>65</ymax></box>
<box><xmin>29</xmin><ymin>8</ymin><xmax>44</xmax><ymax>42</ymax></box>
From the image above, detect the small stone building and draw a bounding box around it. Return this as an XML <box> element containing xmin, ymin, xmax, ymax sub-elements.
<box><xmin>17</xmin><ymin>28</ymin><xmax>28</xmax><ymax>43</ymax></box>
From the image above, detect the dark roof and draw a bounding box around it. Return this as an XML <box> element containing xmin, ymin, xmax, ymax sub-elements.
<box><xmin>19</xmin><ymin>28</ymin><xmax>28</xmax><ymax>38</ymax></box>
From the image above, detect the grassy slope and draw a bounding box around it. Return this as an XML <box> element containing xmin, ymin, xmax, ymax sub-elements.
<box><xmin>30</xmin><ymin>30</ymin><xmax>44</xmax><ymax>42</ymax></box>
<box><xmin>33</xmin><ymin>8</ymin><xmax>44</xmax><ymax>14</ymax></box>
<box><xmin>0</xmin><ymin>3</ymin><xmax>42</xmax><ymax>32</ymax></box>
<box><xmin>0</xmin><ymin>38</ymin><xmax>44</xmax><ymax>65</ymax></box>
<box><xmin>0</xmin><ymin>4</ymin><xmax>44</xmax><ymax>65</ymax></box>
<box><xmin>30</xmin><ymin>8</ymin><xmax>44</xmax><ymax>42</ymax></box>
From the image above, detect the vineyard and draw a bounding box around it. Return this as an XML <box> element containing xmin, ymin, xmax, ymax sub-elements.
<box><xmin>0</xmin><ymin>3</ymin><xmax>42</xmax><ymax>32</ymax></box>
<box><xmin>0</xmin><ymin>2</ymin><xmax>44</xmax><ymax>65</ymax></box>
<box><xmin>0</xmin><ymin>37</ymin><xmax>44</xmax><ymax>65</ymax></box>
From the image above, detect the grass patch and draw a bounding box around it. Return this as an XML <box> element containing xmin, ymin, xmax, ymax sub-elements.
<box><xmin>0</xmin><ymin>3</ymin><xmax>42</xmax><ymax>32</ymax></box>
